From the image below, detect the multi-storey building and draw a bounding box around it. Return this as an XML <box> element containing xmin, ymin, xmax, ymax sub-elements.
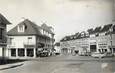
<box><xmin>60</xmin><ymin>24</ymin><xmax>115</xmax><ymax>55</ymax></box>
<box><xmin>0</xmin><ymin>13</ymin><xmax>11</xmax><ymax>58</ymax></box>
<box><xmin>7</xmin><ymin>19</ymin><xmax>54</xmax><ymax>59</ymax></box>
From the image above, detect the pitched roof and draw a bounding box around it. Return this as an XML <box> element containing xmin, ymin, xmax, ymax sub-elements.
<box><xmin>100</xmin><ymin>24</ymin><xmax>112</xmax><ymax>32</ymax></box>
<box><xmin>55</xmin><ymin>42</ymin><xmax>60</xmax><ymax>46</ymax></box>
<box><xmin>7</xmin><ymin>19</ymin><xmax>42</xmax><ymax>36</ymax></box>
<box><xmin>41</xmin><ymin>23</ymin><xmax>54</xmax><ymax>34</ymax></box>
<box><xmin>0</xmin><ymin>13</ymin><xmax>11</xmax><ymax>24</ymax></box>
<box><xmin>87</xmin><ymin>28</ymin><xmax>94</xmax><ymax>34</ymax></box>
<box><xmin>94</xmin><ymin>26</ymin><xmax>101</xmax><ymax>33</ymax></box>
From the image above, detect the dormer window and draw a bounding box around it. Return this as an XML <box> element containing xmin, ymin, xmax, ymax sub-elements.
<box><xmin>18</xmin><ymin>24</ymin><xmax>25</xmax><ymax>32</ymax></box>
<box><xmin>95</xmin><ymin>33</ymin><xmax>99</xmax><ymax>37</ymax></box>
<box><xmin>81</xmin><ymin>33</ymin><xmax>85</xmax><ymax>37</ymax></box>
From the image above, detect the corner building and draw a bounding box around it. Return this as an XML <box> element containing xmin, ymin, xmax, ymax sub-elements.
<box><xmin>7</xmin><ymin>19</ymin><xmax>55</xmax><ymax>59</ymax></box>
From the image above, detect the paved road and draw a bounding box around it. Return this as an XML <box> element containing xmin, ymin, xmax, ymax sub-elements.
<box><xmin>0</xmin><ymin>55</ymin><xmax>115</xmax><ymax>73</ymax></box>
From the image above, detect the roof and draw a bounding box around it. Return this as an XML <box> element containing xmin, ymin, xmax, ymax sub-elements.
<box><xmin>0</xmin><ymin>13</ymin><xmax>11</xmax><ymax>24</ymax></box>
<box><xmin>112</xmin><ymin>25</ymin><xmax>115</xmax><ymax>34</ymax></box>
<box><xmin>60</xmin><ymin>32</ymin><xmax>89</xmax><ymax>42</ymax></box>
<box><xmin>60</xmin><ymin>24</ymin><xmax>115</xmax><ymax>42</ymax></box>
<box><xmin>41</xmin><ymin>23</ymin><xmax>54</xmax><ymax>35</ymax></box>
<box><xmin>55</xmin><ymin>42</ymin><xmax>60</xmax><ymax>46</ymax></box>
<box><xmin>100</xmin><ymin>24</ymin><xmax>112</xmax><ymax>32</ymax></box>
<box><xmin>94</xmin><ymin>26</ymin><xmax>101</xmax><ymax>33</ymax></box>
<box><xmin>87</xmin><ymin>28</ymin><xmax>94</xmax><ymax>34</ymax></box>
<box><xmin>7</xmin><ymin>19</ymin><xmax>42</xmax><ymax>36</ymax></box>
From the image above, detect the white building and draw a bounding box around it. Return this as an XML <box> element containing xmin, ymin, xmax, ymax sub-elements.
<box><xmin>60</xmin><ymin>24</ymin><xmax>115</xmax><ymax>55</ymax></box>
<box><xmin>7</xmin><ymin>19</ymin><xmax>55</xmax><ymax>59</ymax></box>
<box><xmin>54</xmin><ymin>42</ymin><xmax>61</xmax><ymax>54</ymax></box>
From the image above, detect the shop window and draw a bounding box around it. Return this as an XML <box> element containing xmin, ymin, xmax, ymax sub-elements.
<box><xmin>27</xmin><ymin>49</ymin><xmax>34</xmax><ymax>57</ymax></box>
<box><xmin>113</xmin><ymin>48</ymin><xmax>115</xmax><ymax>52</ymax></box>
<box><xmin>18</xmin><ymin>48</ymin><xmax>25</xmax><ymax>57</ymax></box>
<box><xmin>90</xmin><ymin>45</ymin><xmax>96</xmax><ymax>52</ymax></box>
<box><xmin>11</xmin><ymin>49</ymin><xmax>16</xmax><ymax>57</ymax></box>
<box><xmin>105</xmin><ymin>49</ymin><xmax>107</xmax><ymax>52</ymax></box>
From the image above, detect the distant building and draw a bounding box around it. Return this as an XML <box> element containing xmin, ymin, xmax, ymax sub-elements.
<box><xmin>0</xmin><ymin>13</ymin><xmax>11</xmax><ymax>58</ymax></box>
<box><xmin>60</xmin><ymin>24</ymin><xmax>115</xmax><ymax>55</ymax></box>
<box><xmin>54</xmin><ymin>42</ymin><xmax>61</xmax><ymax>54</ymax></box>
<box><xmin>7</xmin><ymin>19</ymin><xmax>54</xmax><ymax>59</ymax></box>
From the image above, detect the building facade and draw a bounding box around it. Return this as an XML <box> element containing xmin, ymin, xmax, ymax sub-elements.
<box><xmin>60</xmin><ymin>24</ymin><xmax>115</xmax><ymax>55</ymax></box>
<box><xmin>54</xmin><ymin>42</ymin><xmax>61</xmax><ymax>54</ymax></box>
<box><xmin>0</xmin><ymin>13</ymin><xmax>11</xmax><ymax>58</ymax></box>
<box><xmin>7</xmin><ymin>19</ymin><xmax>54</xmax><ymax>59</ymax></box>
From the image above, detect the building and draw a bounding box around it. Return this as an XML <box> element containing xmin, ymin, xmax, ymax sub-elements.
<box><xmin>54</xmin><ymin>42</ymin><xmax>61</xmax><ymax>54</ymax></box>
<box><xmin>7</xmin><ymin>19</ymin><xmax>54</xmax><ymax>59</ymax></box>
<box><xmin>60</xmin><ymin>24</ymin><xmax>115</xmax><ymax>55</ymax></box>
<box><xmin>0</xmin><ymin>13</ymin><xmax>11</xmax><ymax>58</ymax></box>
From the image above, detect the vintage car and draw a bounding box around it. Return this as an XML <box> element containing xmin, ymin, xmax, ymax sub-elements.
<box><xmin>91</xmin><ymin>52</ymin><xmax>106</xmax><ymax>58</ymax></box>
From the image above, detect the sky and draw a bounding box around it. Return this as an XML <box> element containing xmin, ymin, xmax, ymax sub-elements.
<box><xmin>0</xmin><ymin>0</ymin><xmax>114</xmax><ymax>42</ymax></box>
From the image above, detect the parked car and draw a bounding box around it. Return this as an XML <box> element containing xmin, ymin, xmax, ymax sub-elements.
<box><xmin>79</xmin><ymin>52</ymin><xmax>85</xmax><ymax>56</ymax></box>
<box><xmin>105</xmin><ymin>52</ymin><xmax>114</xmax><ymax>57</ymax></box>
<box><xmin>91</xmin><ymin>52</ymin><xmax>106</xmax><ymax>58</ymax></box>
<box><xmin>39</xmin><ymin>50</ymin><xmax>49</xmax><ymax>57</ymax></box>
<box><xmin>79</xmin><ymin>52</ymin><xmax>91</xmax><ymax>56</ymax></box>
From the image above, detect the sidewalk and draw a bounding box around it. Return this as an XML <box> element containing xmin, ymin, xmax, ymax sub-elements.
<box><xmin>0</xmin><ymin>62</ymin><xmax>24</xmax><ymax>70</ymax></box>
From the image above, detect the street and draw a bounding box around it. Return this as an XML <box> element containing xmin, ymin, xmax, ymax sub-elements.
<box><xmin>0</xmin><ymin>55</ymin><xmax>115</xmax><ymax>73</ymax></box>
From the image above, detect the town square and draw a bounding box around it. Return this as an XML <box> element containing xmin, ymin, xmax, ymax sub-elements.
<box><xmin>0</xmin><ymin>0</ymin><xmax>115</xmax><ymax>73</ymax></box>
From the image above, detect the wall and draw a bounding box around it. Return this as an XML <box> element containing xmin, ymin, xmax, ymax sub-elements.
<box><xmin>0</xmin><ymin>47</ymin><xmax>2</xmax><ymax>57</ymax></box>
<box><xmin>7</xmin><ymin>35</ymin><xmax>36</xmax><ymax>48</ymax></box>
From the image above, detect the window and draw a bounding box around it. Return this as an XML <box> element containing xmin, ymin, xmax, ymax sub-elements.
<box><xmin>28</xmin><ymin>37</ymin><xmax>32</xmax><ymax>39</ymax></box>
<box><xmin>11</xmin><ymin>49</ymin><xmax>16</xmax><ymax>57</ymax></box>
<box><xmin>95</xmin><ymin>33</ymin><xmax>99</xmax><ymax>37</ymax></box>
<box><xmin>19</xmin><ymin>25</ymin><xmax>23</xmax><ymax>31</ymax></box>
<box><xmin>9</xmin><ymin>38</ymin><xmax>14</xmax><ymax>45</ymax></box>
<box><xmin>0</xmin><ymin>28</ymin><xmax>3</xmax><ymax>39</ymax></box>
<box><xmin>18</xmin><ymin>48</ymin><xmax>25</xmax><ymax>57</ymax></box>
<box><xmin>27</xmin><ymin>48</ymin><xmax>34</xmax><ymax>57</ymax></box>
<box><xmin>28</xmin><ymin>37</ymin><xmax>32</xmax><ymax>44</ymax></box>
<box><xmin>18</xmin><ymin>25</ymin><xmax>25</xmax><ymax>32</ymax></box>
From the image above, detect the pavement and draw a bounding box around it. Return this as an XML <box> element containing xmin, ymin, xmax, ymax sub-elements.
<box><xmin>0</xmin><ymin>62</ymin><xmax>24</xmax><ymax>70</ymax></box>
<box><xmin>0</xmin><ymin>55</ymin><xmax>115</xmax><ymax>73</ymax></box>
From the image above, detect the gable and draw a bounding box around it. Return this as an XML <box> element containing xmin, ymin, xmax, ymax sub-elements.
<box><xmin>7</xmin><ymin>19</ymin><xmax>41</xmax><ymax>36</ymax></box>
